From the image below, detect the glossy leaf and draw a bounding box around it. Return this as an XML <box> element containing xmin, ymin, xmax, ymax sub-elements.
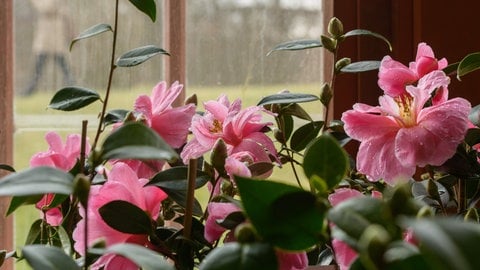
<box><xmin>116</xmin><ymin>45</ymin><xmax>169</xmax><ymax>67</ymax></box>
<box><xmin>290</xmin><ymin>121</ymin><xmax>323</xmax><ymax>152</ymax></box>
<box><xmin>457</xmin><ymin>52</ymin><xmax>480</xmax><ymax>80</ymax></box>
<box><xmin>104</xmin><ymin>109</ymin><xmax>130</xmax><ymax>126</ymax></box>
<box><xmin>146</xmin><ymin>166</ymin><xmax>210</xmax><ymax>190</ymax></box>
<box><xmin>6</xmin><ymin>195</ymin><xmax>42</xmax><ymax>216</ymax></box>
<box><xmin>22</xmin><ymin>245</ymin><xmax>80</xmax><ymax>270</ymax></box>
<box><xmin>279</xmin><ymin>114</ymin><xmax>294</xmax><ymax>143</ymax></box>
<box><xmin>0</xmin><ymin>167</ymin><xmax>74</xmax><ymax>196</ymax></box>
<box><xmin>164</xmin><ymin>189</ymin><xmax>203</xmax><ymax>217</ymax></box>
<box><xmin>99</xmin><ymin>122</ymin><xmax>178</xmax><ymax>162</ymax></box>
<box><xmin>443</xmin><ymin>62</ymin><xmax>459</xmax><ymax>76</ymax></box>
<box><xmin>25</xmin><ymin>219</ymin><xmax>45</xmax><ymax>245</ymax></box>
<box><xmin>340</xmin><ymin>61</ymin><xmax>381</xmax><ymax>73</ymax></box>
<box><xmin>303</xmin><ymin>135</ymin><xmax>349</xmax><ymax>190</ymax></box>
<box><xmin>236</xmin><ymin>176</ymin><xmax>325</xmax><ymax>250</ymax></box>
<box><xmin>257</xmin><ymin>93</ymin><xmax>319</xmax><ymax>106</ymax></box>
<box><xmin>406</xmin><ymin>218</ymin><xmax>480</xmax><ymax>270</ymax></box>
<box><xmin>128</xmin><ymin>0</ymin><xmax>156</xmax><ymax>22</ymax></box>
<box><xmin>90</xmin><ymin>243</ymin><xmax>174</xmax><ymax>270</ymax></box>
<box><xmin>48</xmin><ymin>87</ymin><xmax>101</xmax><ymax>111</ymax></box>
<box><xmin>344</xmin><ymin>29</ymin><xmax>392</xmax><ymax>51</ymax></box>
<box><xmin>70</xmin><ymin>23</ymin><xmax>112</xmax><ymax>50</ymax></box>
<box><xmin>267</xmin><ymin>39</ymin><xmax>322</xmax><ymax>56</ymax></box>
<box><xmin>281</xmin><ymin>103</ymin><xmax>312</xmax><ymax>121</ymax></box>
<box><xmin>199</xmin><ymin>242</ymin><xmax>278</xmax><ymax>270</ymax></box>
<box><xmin>0</xmin><ymin>164</ymin><xmax>15</xmax><ymax>172</ymax></box>
<box><xmin>99</xmin><ymin>200</ymin><xmax>153</xmax><ymax>235</ymax></box>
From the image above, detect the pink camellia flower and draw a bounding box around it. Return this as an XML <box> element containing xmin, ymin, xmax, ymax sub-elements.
<box><xmin>276</xmin><ymin>250</ymin><xmax>309</xmax><ymax>270</ymax></box>
<box><xmin>30</xmin><ymin>132</ymin><xmax>91</xmax><ymax>226</ymax></box>
<box><xmin>204</xmin><ymin>202</ymin><xmax>241</xmax><ymax>243</ymax></box>
<box><xmin>342</xmin><ymin>71</ymin><xmax>470</xmax><ymax>184</ymax></box>
<box><xmin>181</xmin><ymin>94</ymin><xmax>277</xmax><ymax>167</ymax></box>
<box><xmin>73</xmin><ymin>163</ymin><xmax>167</xmax><ymax>270</ymax></box>
<box><xmin>378</xmin><ymin>42</ymin><xmax>447</xmax><ymax>97</ymax></box>
<box><xmin>120</xmin><ymin>81</ymin><xmax>196</xmax><ymax>178</ymax></box>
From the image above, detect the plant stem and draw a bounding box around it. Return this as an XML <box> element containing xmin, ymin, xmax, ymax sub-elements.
<box><xmin>91</xmin><ymin>0</ymin><xmax>119</xmax><ymax>152</ymax></box>
<box><xmin>184</xmin><ymin>159</ymin><xmax>197</xmax><ymax>239</ymax></box>
<box><xmin>458</xmin><ymin>178</ymin><xmax>466</xmax><ymax>214</ymax></box>
<box><xmin>80</xmin><ymin>120</ymin><xmax>88</xmax><ymax>175</ymax></box>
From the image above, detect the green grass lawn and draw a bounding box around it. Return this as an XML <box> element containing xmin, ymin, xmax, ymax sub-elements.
<box><xmin>11</xmin><ymin>83</ymin><xmax>322</xmax><ymax>269</ymax></box>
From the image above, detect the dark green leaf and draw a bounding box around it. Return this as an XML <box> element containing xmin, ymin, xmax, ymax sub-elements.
<box><xmin>146</xmin><ymin>166</ymin><xmax>210</xmax><ymax>190</ymax></box>
<box><xmin>257</xmin><ymin>93</ymin><xmax>319</xmax><ymax>106</ymax></box>
<box><xmin>99</xmin><ymin>200</ymin><xmax>153</xmax><ymax>235</ymax></box>
<box><xmin>91</xmin><ymin>243</ymin><xmax>174</xmax><ymax>270</ymax></box>
<box><xmin>405</xmin><ymin>218</ymin><xmax>480</xmax><ymax>270</ymax></box>
<box><xmin>303</xmin><ymin>135</ymin><xmax>349</xmax><ymax>190</ymax></box>
<box><xmin>99</xmin><ymin>122</ymin><xmax>178</xmax><ymax>162</ymax></box>
<box><xmin>163</xmin><ymin>189</ymin><xmax>204</xmax><ymax>217</ymax></box>
<box><xmin>25</xmin><ymin>219</ymin><xmax>46</xmax><ymax>245</ymax></box>
<box><xmin>0</xmin><ymin>167</ymin><xmax>74</xmax><ymax>196</ymax></box>
<box><xmin>267</xmin><ymin>39</ymin><xmax>322</xmax><ymax>56</ymax></box>
<box><xmin>281</xmin><ymin>103</ymin><xmax>313</xmax><ymax>121</ymax></box>
<box><xmin>0</xmin><ymin>164</ymin><xmax>15</xmax><ymax>172</ymax></box>
<box><xmin>22</xmin><ymin>245</ymin><xmax>80</xmax><ymax>270</ymax></box>
<box><xmin>199</xmin><ymin>242</ymin><xmax>278</xmax><ymax>270</ymax></box>
<box><xmin>248</xmin><ymin>162</ymin><xmax>275</xmax><ymax>177</ymax></box>
<box><xmin>236</xmin><ymin>176</ymin><xmax>326</xmax><ymax>250</ymax></box>
<box><xmin>48</xmin><ymin>87</ymin><xmax>101</xmax><ymax>111</ymax></box>
<box><xmin>116</xmin><ymin>45</ymin><xmax>169</xmax><ymax>67</ymax></box>
<box><xmin>328</xmin><ymin>197</ymin><xmax>392</xmax><ymax>241</ymax></box>
<box><xmin>340</xmin><ymin>61</ymin><xmax>381</xmax><ymax>73</ymax></box>
<box><xmin>443</xmin><ymin>62</ymin><xmax>459</xmax><ymax>76</ymax></box>
<box><xmin>457</xmin><ymin>52</ymin><xmax>480</xmax><ymax>80</ymax></box>
<box><xmin>290</xmin><ymin>121</ymin><xmax>323</xmax><ymax>152</ymax></box>
<box><xmin>6</xmin><ymin>195</ymin><xmax>42</xmax><ymax>215</ymax></box>
<box><xmin>279</xmin><ymin>114</ymin><xmax>294</xmax><ymax>143</ymax></box>
<box><xmin>104</xmin><ymin>109</ymin><xmax>130</xmax><ymax>126</ymax></box>
<box><xmin>128</xmin><ymin>0</ymin><xmax>157</xmax><ymax>22</ymax></box>
<box><xmin>383</xmin><ymin>241</ymin><xmax>431</xmax><ymax>270</ymax></box>
<box><xmin>70</xmin><ymin>23</ymin><xmax>112</xmax><ymax>50</ymax></box>
<box><xmin>344</xmin><ymin>29</ymin><xmax>392</xmax><ymax>51</ymax></box>
<box><xmin>216</xmin><ymin>211</ymin><xmax>246</xmax><ymax>230</ymax></box>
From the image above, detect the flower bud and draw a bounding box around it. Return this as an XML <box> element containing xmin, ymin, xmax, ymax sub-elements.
<box><xmin>320</xmin><ymin>83</ymin><xmax>333</xmax><ymax>107</ymax></box>
<box><xmin>358</xmin><ymin>224</ymin><xmax>390</xmax><ymax>268</ymax></box>
<box><xmin>328</xmin><ymin>17</ymin><xmax>344</xmax><ymax>38</ymax></box>
<box><xmin>321</xmin><ymin>35</ymin><xmax>337</xmax><ymax>52</ymax></box>
<box><xmin>73</xmin><ymin>174</ymin><xmax>91</xmax><ymax>207</ymax></box>
<box><xmin>185</xmin><ymin>93</ymin><xmax>198</xmax><ymax>106</ymax></box>
<box><xmin>335</xmin><ymin>57</ymin><xmax>351</xmax><ymax>73</ymax></box>
<box><xmin>234</xmin><ymin>223</ymin><xmax>257</xmax><ymax>243</ymax></box>
<box><xmin>211</xmin><ymin>139</ymin><xmax>228</xmax><ymax>177</ymax></box>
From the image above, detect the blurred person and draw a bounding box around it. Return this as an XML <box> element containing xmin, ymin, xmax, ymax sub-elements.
<box><xmin>22</xmin><ymin>0</ymin><xmax>75</xmax><ymax>96</ymax></box>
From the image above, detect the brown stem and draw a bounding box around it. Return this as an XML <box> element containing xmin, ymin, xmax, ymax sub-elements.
<box><xmin>458</xmin><ymin>178</ymin><xmax>466</xmax><ymax>214</ymax></box>
<box><xmin>80</xmin><ymin>120</ymin><xmax>88</xmax><ymax>175</ymax></box>
<box><xmin>183</xmin><ymin>159</ymin><xmax>197</xmax><ymax>239</ymax></box>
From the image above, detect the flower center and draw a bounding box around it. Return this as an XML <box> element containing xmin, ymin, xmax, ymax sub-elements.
<box><xmin>395</xmin><ymin>95</ymin><xmax>416</xmax><ymax>127</ymax></box>
<box><xmin>209</xmin><ymin>119</ymin><xmax>223</xmax><ymax>133</ymax></box>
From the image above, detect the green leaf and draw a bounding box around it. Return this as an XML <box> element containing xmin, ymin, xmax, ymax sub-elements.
<box><xmin>104</xmin><ymin>109</ymin><xmax>130</xmax><ymax>126</ymax></box>
<box><xmin>405</xmin><ymin>218</ymin><xmax>480</xmax><ymax>270</ymax></box>
<box><xmin>70</xmin><ymin>23</ymin><xmax>112</xmax><ymax>50</ymax></box>
<box><xmin>328</xmin><ymin>197</ymin><xmax>392</xmax><ymax>241</ymax></box>
<box><xmin>199</xmin><ymin>242</ymin><xmax>278</xmax><ymax>270</ymax></box>
<box><xmin>257</xmin><ymin>93</ymin><xmax>319</xmax><ymax>106</ymax></box>
<box><xmin>267</xmin><ymin>39</ymin><xmax>322</xmax><ymax>56</ymax></box>
<box><xmin>236</xmin><ymin>176</ymin><xmax>326</xmax><ymax>250</ymax></box>
<box><xmin>290</xmin><ymin>121</ymin><xmax>323</xmax><ymax>152</ymax></box>
<box><xmin>99</xmin><ymin>122</ymin><xmax>178</xmax><ymax>162</ymax></box>
<box><xmin>90</xmin><ymin>243</ymin><xmax>174</xmax><ymax>270</ymax></box>
<box><xmin>116</xmin><ymin>45</ymin><xmax>169</xmax><ymax>67</ymax></box>
<box><xmin>0</xmin><ymin>164</ymin><xmax>15</xmax><ymax>172</ymax></box>
<box><xmin>48</xmin><ymin>87</ymin><xmax>101</xmax><ymax>111</ymax></box>
<box><xmin>0</xmin><ymin>167</ymin><xmax>74</xmax><ymax>197</ymax></box>
<box><xmin>303</xmin><ymin>135</ymin><xmax>349</xmax><ymax>190</ymax></box>
<box><xmin>281</xmin><ymin>103</ymin><xmax>313</xmax><ymax>121</ymax></box>
<box><xmin>25</xmin><ymin>219</ymin><xmax>45</xmax><ymax>245</ymax></box>
<box><xmin>344</xmin><ymin>29</ymin><xmax>392</xmax><ymax>51</ymax></box>
<box><xmin>443</xmin><ymin>62</ymin><xmax>459</xmax><ymax>76</ymax></box>
<box><xmin>146</xmin><ymin>166</ymin><xmax>210</xmax><ymax>190</ymax></box>
<box><xmin>99</xmin><ymin>200</ymin><xmax>153</xmax><ymax>235</ymax></box>
<box><xmin>340</xmin><ymin>61</ymin><xmax>381</xmax><ymax>73</ymax></box>
<box><xmin>128</xmin><ymin>0</ymin><xmax>157</xmax><ymax>22</ymax></box>
<box><xmin>164</xmin><ymin>189</ymin><xmax>204</xmax><ymax>216</ymax></box>
<box><xmin>6</xmin><ymin>195</ymin><xmax>42</xmax><ymax>216</ymax></box>
<box><xmin>457</xmin><ymin>52</ymin><xmax>480</xmax><ymax>80</ymax></box>
<box><xmin>22</xmin><ymin>245</ymin><xmax>80</xmax><ymax>270</ymax></box>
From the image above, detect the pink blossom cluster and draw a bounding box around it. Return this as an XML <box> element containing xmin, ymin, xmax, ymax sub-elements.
<box><xmin>342</xmin><ymin>43</ymin><xmax>471</xmax><ymax>184</ymax></box>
